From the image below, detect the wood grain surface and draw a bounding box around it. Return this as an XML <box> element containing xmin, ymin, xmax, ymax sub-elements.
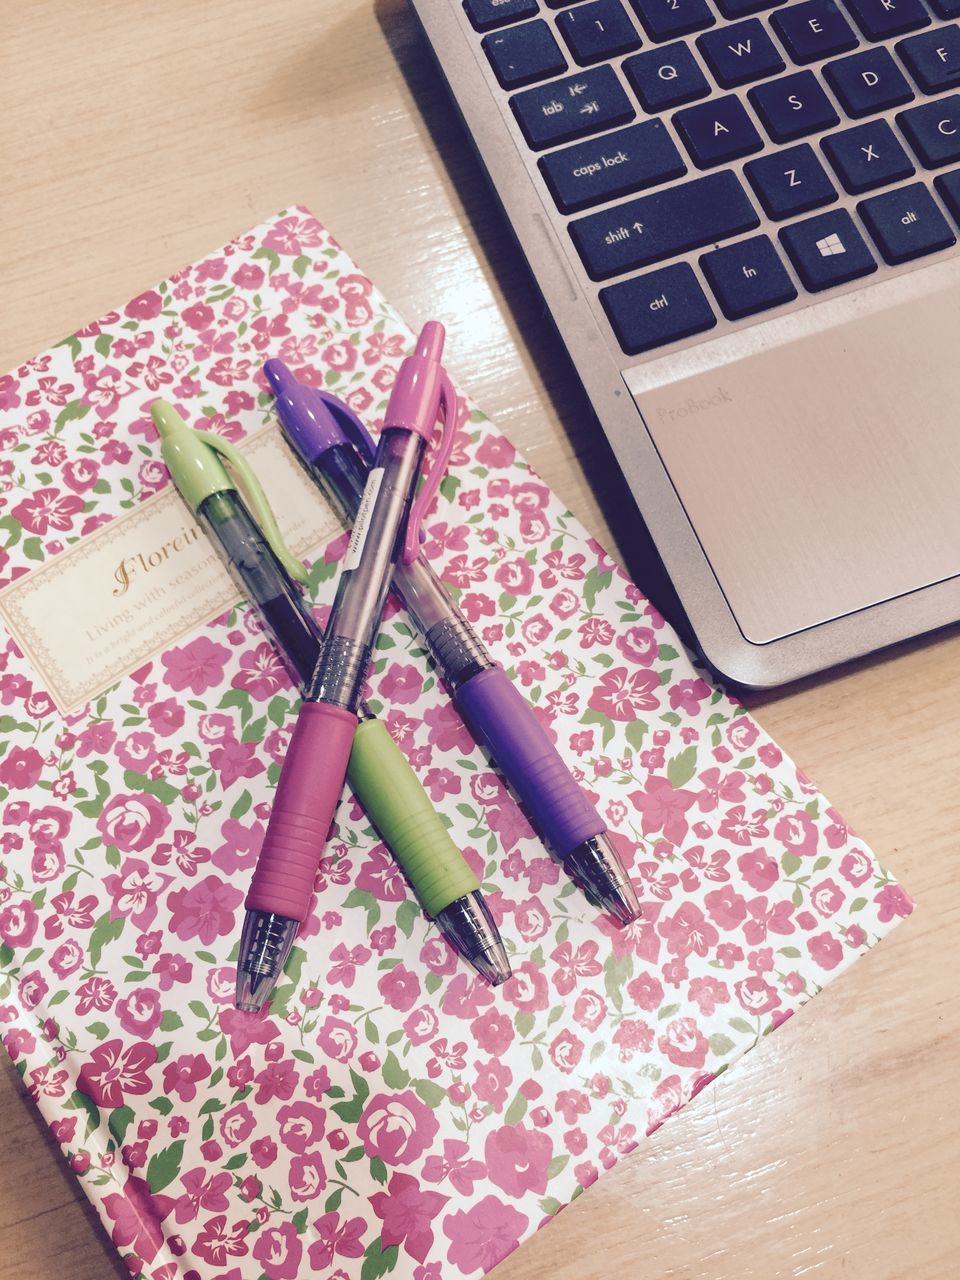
<box><xmin>1</xmin><ymin>4</ymin><xmax>957</xmax><ymax>1278</ymax></box>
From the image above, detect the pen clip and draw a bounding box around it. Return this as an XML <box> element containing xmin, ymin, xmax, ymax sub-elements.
<box><xmin>310</xmin><ymin>389</ymin><xmax>378</xmax><ymax>466</ymax></box>
<box><xmin>191</xmin><ymin>429</ymin><xmax>309</xmax><ymax>584</ymax></box>
<box><xmin>400</xmin><ymin>372</ymin><xmax>462</xmax><ymax>567</ymax></box>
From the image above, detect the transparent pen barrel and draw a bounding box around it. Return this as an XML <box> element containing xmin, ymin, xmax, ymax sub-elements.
<box><xmin>309</xmin><ymin>428</ymin><xmax>424</xmax><ymax>707</ymax></box>
<box><xmin>197</xmin><ymin>491</ymin><xmax>322</xmax><ymax>689</ymax></box>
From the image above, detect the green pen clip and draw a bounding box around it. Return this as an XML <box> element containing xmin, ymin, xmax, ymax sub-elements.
<box><xmin>151</xmin><ymin>401</ymin><xmax>307</xmax><ymax>585</ymax></box>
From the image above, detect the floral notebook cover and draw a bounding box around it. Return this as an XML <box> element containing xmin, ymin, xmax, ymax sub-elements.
<box><xmin>0</xmin><ymin>210</ymin><xmax>912</xmax><ymax>1280</ymax></box>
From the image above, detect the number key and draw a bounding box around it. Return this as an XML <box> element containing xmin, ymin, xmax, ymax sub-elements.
<box><xmin>629</xmin><ymin>0</ymin><xmax>715</xmax><ymax>42</ymax></box>
<box><xmin>557</xmin><ymin>0</ymin><xmax>642</xmax><ymax>64</ymax></box>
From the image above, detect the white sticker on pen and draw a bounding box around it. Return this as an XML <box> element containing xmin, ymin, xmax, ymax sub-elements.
<box><xmin>343</xmin><ymin>467</ymin><xmax>385</xmax><ymax>572</ymax></box>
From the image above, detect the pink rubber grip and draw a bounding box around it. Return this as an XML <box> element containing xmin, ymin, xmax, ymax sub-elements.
<box><xmin>245</xmin><ymin>701</ymin><xmax>358</xmax><ymax>920</ymax></box>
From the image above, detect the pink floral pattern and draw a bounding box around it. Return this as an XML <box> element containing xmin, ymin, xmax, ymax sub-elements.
<box><xmin>0</xmin><ymin>210</ymin><xmax>911</xmax><ymax>1279</ymax></box>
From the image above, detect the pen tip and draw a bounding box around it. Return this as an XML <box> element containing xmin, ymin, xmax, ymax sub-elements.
<box><xmin>414</xmin><ymin>320</ymin><xmax>445</xmax><ymax>363</ymax></box>
<box><xmin>150</xmin><ymin>400</ymin><xmax>186</xmax><ymax>439</ymax></box>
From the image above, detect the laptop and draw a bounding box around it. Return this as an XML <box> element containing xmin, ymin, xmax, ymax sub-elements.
<box><xmin>407</xmin><ymin>0</ymin><xmax>960</xmax><ymax>687</ymax></box>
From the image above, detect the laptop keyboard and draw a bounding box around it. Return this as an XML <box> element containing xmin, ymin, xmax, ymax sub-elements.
<box><xmin>464</xmin><ymin>0</ymin><xmax>960</xmax><ymax>353</ymax></box>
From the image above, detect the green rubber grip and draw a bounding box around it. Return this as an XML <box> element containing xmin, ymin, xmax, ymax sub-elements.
<box><xmin>347</xmin><ymin>719</ymin><xmax>480</xmax><ymax>917</ymax></box>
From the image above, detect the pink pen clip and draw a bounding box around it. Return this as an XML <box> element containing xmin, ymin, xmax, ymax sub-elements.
<box><xmin>385</xmin><ymin>320</ymin><xmax>463</xmax><ymax>567</ymax></box>
<box><xmin>401</xmin><ymin>371</ymin><xmax>460</xmax><ymax>566</ymax></box>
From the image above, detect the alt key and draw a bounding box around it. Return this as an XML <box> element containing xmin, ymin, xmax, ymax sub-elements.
<box><xmin>600</xmin><ymin>262</ymin><xmax>717</xmax><ymax>354</ymax></box>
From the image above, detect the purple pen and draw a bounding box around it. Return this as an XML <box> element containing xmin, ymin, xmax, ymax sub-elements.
<box><xmin>265</xmin><ymin>359</ymin><xmax>641</xmax><ymax>925</ymax></box>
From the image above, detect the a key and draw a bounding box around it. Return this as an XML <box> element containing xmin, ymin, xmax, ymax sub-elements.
<box><xmin>779</xmin><ymin>208</ymin><xmax>877</xmax><ymax>290</ymax></box>
<box><xmin>929</xmin><ymin>0</ymin><xmax>960</xmax><ymax>15</ymax></box>
<box><xmin>483</xmin><ymin>20</ymin><xmax>567</xmax><ymax>88</ymax></box>
<box><xmin>897</xmin><ymin>94</ymin><xmax>960</xmax><ymax>167</ymax></box>
<box><xmin>840</xmin><ymin>0</ymin><xmax>930</xmax><ymax>40</ymax></box>
<box><xmin>824</xmin><ymin>48</ymin><xmax>914</xmax><ymax>117</ymax></box>
<box><xmin>821</xmin><ymin>119</ymin><xmax>915</xmax><ymax>192</ymax></box>
<box><xmin>858</xmin><ymin>181</ymin><xmax>956</xmax><ymax>262</ymax></box>
<box><xmin>557</xmin><ymin>0</ymin><xmax>642</xmax><ymax>63</ymax></box>
<box><xmin>569</xmin><ymin>169</ymin><xmax>760</xmax><ymax>277</ymax></box>
<box><xmin>749</xmin><ymin>71</ymin><xmax>840</xmax><ymax>144</ymax></box>
<box><xmin>628</xmin><ymin>0</ymin><xmax>715</xmax><ymax>42</ymax></box>
<box><xmin>897</xmin><ymin>27</ymin><xmax>960</xmax><ymax>95</ymax></box>
<box><xmin>673</xmin><ymin>94</ymin><xmax>764</xmax><ymax>166</ymax></box>
<box><xmin>465</xmin><ymin>0</ymin><xmax>541</xmax><ymax>32</ymax></box>
<box><xmin>511</xmin><ymin>65</ymin><xmax>635</xmax><ymax>149</ymax></box>
<box><xmin>600</xmin><ymin>262</ymin><xmax>717</xmax><ymax>352</ymax></box>
<box><xmin>772</xmin><ymin>0</ymin><xmax>859</xmax><ymax>64</ymax></box>
<box><xmin>745</xmin><ymin>143</ymin><xmax>839</xmax><ymax>217</ymax></box>
<box><xmin>934</xmin><ymin>167</ymin><xmax>960</xmax><ymax>221</ymax></box>
<box><xmin>539</xmin><ymin>120</ymin><xmax>686</xmax><ymax>211</ymax></box>
<box><xmin>700</xmin><ymin>234</ymin><xmax>799</xmax><ymax>318</ymax></box>
<box><xmin>623</xmin><ymin>42</ymin><xmax>711</xmax><ymax>110</ymax></box>
<box><xmin>697</xmin><ymin>19</ymin><xmax>786</xmax><ymax>88</ymax></box>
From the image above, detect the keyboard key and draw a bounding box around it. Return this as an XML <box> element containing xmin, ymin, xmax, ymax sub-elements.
<box><xmin>557</xmin><ymin>0</ymin><xmax>642</xmax><ymax>63</ymax></box>
<box><xmin>600</xmin><ymin>262</ymin><xmax>716</xmax><ymax>352</ymax></box>
<box><xmin>898</xmin><ymin>94</ymin><xmax>960</xmax><ymax>167</ymax></box>
<box><xmin>824</xmin><ymin>48</ymin><xmax>913</xmax><ymax>118</ymax></box>
<box><xmin>745</xmin><ymin>143</ymin><xmax>838</xmax><ymax>217</ymax></box>
<box><xmin>897</xmin><ymin>26</ymin><xmax>960</xmax><ymax>94</ymax></box>
<box><xmin>716</xmin><ymin>0</ymin><xmax>785</xmax><ymax>15</ymax></box>
<box><xmin>749</xmin><ymin>71</ymin><xmax>840</xmax><ymax>144</ymax></box>
<box><xmin>569</xmin><ymin>169</ymin><xmax>760</xmax><ymax>277</ymax></box>
<box><xmin>673</xmin><ymin>95</ymin><xmax>764</xmax><ymax>166</ymax></box>
<box><xmin>930</xmin><ymin>0</ymin><xmax>960</xmax><ymax>15</ymax></box>
<box><xmin>700</xmin><ymin>234</ymin><xmax>799</xmax><ymax>318</ymax></box>
<box><xmin>623</xmin><ymin>42</ymin><xmax>711</xmax><ymax>110</ymax></box>
<box><xmin>539</xmin><ymin>120</ymin><xmax>686</xmax><ymax>211</ymax></box>
<box><xmin>934</xmin><ymin>166</ymin><xmax>960</xmax><ymax>221</ymax></box>
<box><xmin>465</xmin><ymin>0</ymin><xmax>540</xmax><ymax>31</ymax></box>
<box><xmin>697</xmin><ymin>19</ymin><xmax>785</xmax><ymax>88</ymax></box>
<box><xmin>629</xmin><ymin>0</ymin><xmax>715</xmax><ymax>41</ymax></box>
<box><xmin>821</xmin><ymin>119</ymin><xmax>915</xmax><ymax>192</ymax></box>
<box><xmin>483</xmin><ymin>20</ymin><xmax>567</xmax><ymax>87</ymax></box>
<box><xmin>511</xmin><ymin>65</ymin><xmax>635</xmax><ymax>148</ymax></box>
<box><xmin>858</xmin><ymin>181</ymin><xmax>956</xmax><ymax>262</ymax></box>
<box><xmin>772</xmin><ymin>0</ymin><xmax>858</xmax><ymax>64</ymax></box>
<box><xmin>779</xmin><ymin>209</ymin><xmax>877</xmax><ymax>290</ymax></box>
<box><xmin>840</xmin><ymin>0</ymin><xmax>930</xmax><ymax>39</ymax></box>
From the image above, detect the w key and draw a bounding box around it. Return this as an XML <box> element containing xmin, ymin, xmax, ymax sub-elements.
<box><xmin>569</xmin><ymin>169</ymin><xmax>759</xmax><ymax>278</ymax></box>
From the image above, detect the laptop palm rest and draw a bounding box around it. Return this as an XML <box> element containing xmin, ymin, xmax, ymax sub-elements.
<box><xmin>628</xmin><ymin>283</ymin><xmax>960</xmax><ymax>644</ymax></box>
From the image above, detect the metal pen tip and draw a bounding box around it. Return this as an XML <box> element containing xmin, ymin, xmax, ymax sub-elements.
<box><xmin>565</xmin><ymin>833</ymin><xmax>642</xmax><ymax>926</ymax></box>
<box><xmin>234</xmin><ymin>909</ymin><xmax>299</xmax><ymax>1011</ymax></box>
<box><xmin>435</xmin><ymin>891</ymin><xmax>512</xmax><ymax>986</ymax></box>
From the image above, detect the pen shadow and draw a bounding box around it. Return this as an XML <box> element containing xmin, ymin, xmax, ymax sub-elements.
<box><xmin>372</xmin><ymin>0</ymin><xmax>692</xmax><ymax>647</ymax></box>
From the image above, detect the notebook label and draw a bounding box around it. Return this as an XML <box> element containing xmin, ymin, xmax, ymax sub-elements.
<box><xmin>0</xmin><ymin>425</ymin><xmax>340</xmax><ymax>714</ymax></box>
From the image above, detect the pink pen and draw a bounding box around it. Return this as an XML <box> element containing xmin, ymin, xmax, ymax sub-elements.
<box><xmin>236</xmin><ymin>323</ymin><xmax>460</xmax><ymax>1011</ymax></box>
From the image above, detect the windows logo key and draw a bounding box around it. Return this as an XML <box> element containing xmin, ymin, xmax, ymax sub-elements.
<box><xmin>816</xmin><ymin>233</ymin><xmax>845</xmax><ymax>258</ymax></box>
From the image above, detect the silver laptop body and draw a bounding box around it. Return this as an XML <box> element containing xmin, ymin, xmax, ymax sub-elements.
<box><xmin>408</xmin><ymin>0</ymin><xmax>960</xmax><ymax>687</ymax></box>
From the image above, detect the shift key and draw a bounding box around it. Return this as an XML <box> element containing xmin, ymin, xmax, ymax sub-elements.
<box><xmin>569</xmin><ymin>170</ymin><xmax>760</xmax><ymax>279</ymax></box>
<box><xmin>511</xmin><ymin>65</ymin><xmax>635</xmax><ymax>150</ymax></box>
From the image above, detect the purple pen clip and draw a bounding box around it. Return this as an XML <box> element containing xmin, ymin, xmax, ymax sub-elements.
<box><xmin>311</xmin><ymin>388</ymin><xmax>377</xmax><ymax>466</ymax></box>
<box><xmin>263</xmin><ymin>359</ymin><xmax>376</xmax><ymax>466</ymax></box>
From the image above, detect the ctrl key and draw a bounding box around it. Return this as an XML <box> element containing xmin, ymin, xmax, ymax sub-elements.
<box><xmin>600</xmin><ymin>263</ymin><xmax>717</xmax><ymax>354</ymax></box>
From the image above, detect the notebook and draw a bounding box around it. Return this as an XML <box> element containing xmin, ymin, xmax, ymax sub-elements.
<box><xmin>0</xmin><ymin>209</ymin><xmax>913</xmax><ymax>1280</ymax></box>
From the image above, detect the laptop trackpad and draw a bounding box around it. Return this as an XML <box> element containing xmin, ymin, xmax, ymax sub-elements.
<box><xmin>629</xmin><ymin>286</ymin><xmax>960</xmax><ymax>644</ymax></box>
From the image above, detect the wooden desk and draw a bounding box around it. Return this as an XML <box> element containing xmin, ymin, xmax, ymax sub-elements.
<box><xmin>1</xmin><ymin>3</ymin><xmax>956</xmax><ymax>1277</ymax></box>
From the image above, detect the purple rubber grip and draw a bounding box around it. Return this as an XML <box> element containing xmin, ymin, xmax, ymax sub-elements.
<box><xmin>246</xmin><ymin>701</ymin><xmax>358</xmax><ymax>920</ymax></box>
<box><xmin>455</xmin><ymin>665</ymin><xmax>604</xmax><ymax>858</ymax></box>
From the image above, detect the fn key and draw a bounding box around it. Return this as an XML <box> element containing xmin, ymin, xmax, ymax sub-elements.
<box><xmin>600</xmin><ymin>263</ymin><xmax>717</xmax><ymax>353</ymax></box>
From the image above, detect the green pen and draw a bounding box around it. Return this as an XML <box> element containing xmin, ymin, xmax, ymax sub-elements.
<box><xmin>152</xmin><ymin>402</ymin><xmax>511</xmax><ymax>1002</ymax></box>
